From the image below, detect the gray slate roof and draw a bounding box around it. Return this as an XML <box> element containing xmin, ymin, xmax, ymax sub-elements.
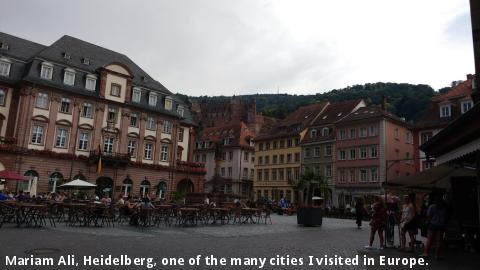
<box><xmin>0</xmin><ymin>32</ymin><xmax>196</xmax><ymax>126</ymax></box>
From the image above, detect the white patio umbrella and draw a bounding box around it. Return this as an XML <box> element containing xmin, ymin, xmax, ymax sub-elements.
<box><xmin>59</xmin><ymin>179</ymin><xmax>96</xmax><ymax>188</ymax></box>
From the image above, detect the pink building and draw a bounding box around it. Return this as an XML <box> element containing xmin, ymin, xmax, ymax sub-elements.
<box><xmin>334</xmin><ymin>106</ymin><xmax>416</xmax><ymax>207</ymax></box>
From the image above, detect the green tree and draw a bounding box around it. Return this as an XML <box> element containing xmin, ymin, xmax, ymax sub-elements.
<box><xmin>296</xmin><ymin>170</ymin><xmax>328</xmax><ymax>206</ymax></box>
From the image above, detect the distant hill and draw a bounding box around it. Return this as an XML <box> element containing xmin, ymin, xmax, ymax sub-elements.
<box><xmin>181</xmin><ymin>82</ymin><xmax>437</xmax><ymax>122</ymax></box>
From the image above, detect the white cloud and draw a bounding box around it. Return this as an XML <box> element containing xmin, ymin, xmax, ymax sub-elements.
<box><xmin>0</xmin><ymin>0</ymin><xmax>474</xmax><ymax>95</ymax></box>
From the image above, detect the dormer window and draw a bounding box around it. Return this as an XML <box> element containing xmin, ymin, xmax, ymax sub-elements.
<box><xmin>322</xmin><ymin>127</ymin><xmax>330</xmax><ymax>137</ymax></box>
<box><xmin>110</xmin><ymin>83</ymin><xmax>121</xmax><ymax>97</ymax></box>
<box><xmin>82</xmin><ymin>58</ymin><xmax>90</xmax><ymax>65</ymax></box>
<box><xmin>148</xmin><ymin>92</ymin><xmax>158</xmax><ymax>106</ymax></box>
<box><xmin>223</xmin><ymin>137</ymin><xmax>232</xmax><ymax>145</ymax></box>
<box><xmin>85</xmin><ymin>74</ymin><xmax>96</xmax><ymax>91</ymax></box>
<box><xmin>461</xmin><ymin>100</ymin><xmax>473</xmax><ymax>114</ymax></box>
<box><xmin>0</xmin><ymin>42</ymin><xmax>9</xmax><ymax>50</ymax></box>
<box><xmin>440</xmin><ymin>104</ymin><xmax>451</xmax><ymax>118</ymax></box>
<box><xmin>63</xmin><ymin>52</ymin><xmax>71</xmax><ymax>60</ymax></box>
<box><xmin>165</xmin><ymin>96</ymin><xmax>173</xmax><ymax>110</ymax></box>
<box><xmin>132</xmin><ymin>88</ymin><xmax>142</xmax><ymax>103</ymax></box>
<box><xmin>40</xmin><ymin>62</ymin><xmax>53</xmax><ymax>80</ymax></box>
<box><xmin>177</xmin><ymin>105</ymin><xmax>184</xmax><ymax>117</ymax></box>
<box><xmin>310</xmin><ymin>129</ymin><xmax>317</xmax><ymax>138</ymax></box>
<box><xmin>0</xmin><ymin>58</ymin><xmax>11</xmax><ymax>77</ymax></box>
<box><xmin>63</xmin><ymin>68</ymin><xmax>75</xmax><ymax>86</ymax></box>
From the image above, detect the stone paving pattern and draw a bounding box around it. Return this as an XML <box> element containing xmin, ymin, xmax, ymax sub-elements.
<box><xmin>0</xmin><ymin>216</ymin><xmax>478</xmax><ymax>270</ymax></box>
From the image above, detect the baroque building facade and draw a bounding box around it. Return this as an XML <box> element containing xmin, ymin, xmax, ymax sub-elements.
<box><xmin>194</xmin><ymin>122</ymin><xmax>255</xmax><ymax>197</ymax></box>
<box><xmin>0</xmin><ymin>32</ymin><xmax>205</xmax><ymax>198</ymax></box>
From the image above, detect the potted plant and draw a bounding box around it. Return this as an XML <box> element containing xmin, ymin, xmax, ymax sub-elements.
<box><xmin>296</xmin><ymin>170</ymin><xmax>328</xmax><ymax>226</ymax></box>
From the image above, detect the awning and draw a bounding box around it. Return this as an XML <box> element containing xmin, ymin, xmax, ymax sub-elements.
<box><xmin>0</xmin><ymin>170</ymin><xmax>27</xmax><ymax>181</ymax></box>
<box><xmin>436</xmin><ymin>137</ymin><xmax>480</xmax><ymax>165</ymax></box>
<box><xmin>384</xmin><ymin>164</ymin><xmax>477</xmax><ymax>190</ymax></box>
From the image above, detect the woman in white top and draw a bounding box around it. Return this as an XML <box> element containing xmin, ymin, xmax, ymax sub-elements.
<box><xmin>399</xmin><ymin>195</ymin><xmax>416</xmax><ymax>251</ymax></box>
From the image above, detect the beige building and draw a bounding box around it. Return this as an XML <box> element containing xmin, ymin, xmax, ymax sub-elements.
<box><xmin>253</xmin><ymin>102</ymin><xmax>329</xmax><ymax>203</ymax></box>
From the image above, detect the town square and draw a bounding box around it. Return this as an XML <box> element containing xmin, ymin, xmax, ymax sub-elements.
<box><xmin>0</xmin><ymin>0</ymin><xmax>480</xmax><ymax>270</ymax></box>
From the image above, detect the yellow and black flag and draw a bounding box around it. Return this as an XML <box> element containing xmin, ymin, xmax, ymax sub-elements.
<box><xmin>97</xmin><ymin>144</ymin><xmax>102</xmax><ymax>174</ymax></box>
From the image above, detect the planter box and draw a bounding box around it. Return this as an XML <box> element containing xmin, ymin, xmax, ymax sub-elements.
<box><xmin>297</xmin><ymin>207</ymin><xmax>323</xmax><ymax>226</ymax></box>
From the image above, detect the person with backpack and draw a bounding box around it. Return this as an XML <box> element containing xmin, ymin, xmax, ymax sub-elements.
<box><xmin>420</xmin><ymin>194</ymin><xmax>448</xmax><ymax>259</ymax></box>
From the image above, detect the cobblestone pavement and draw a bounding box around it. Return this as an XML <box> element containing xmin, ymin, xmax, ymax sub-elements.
<box><xmin>0</xmin><ymin>216</ymin><xmax>478</xmax><ymax>270</ymax></box>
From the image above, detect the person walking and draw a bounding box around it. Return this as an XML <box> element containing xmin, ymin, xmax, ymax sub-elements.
<box><xmin>420</xmin><ymin>194</ymin><xmax>448</xmax><ymax>259</ymax></box>
<box><xmin>355</xmin><ymin>198</ymin><xmax>364</xmax><ymax>229</ymax></box>
<box><xmin>365</xmin><ymin>196</ymin><xmax>387</xmax><ymax>249</ymax></box>
<box><xmin>399</xmin><ymin>195</ymin><xmax>416</xmax><ymax>251</ymax></box>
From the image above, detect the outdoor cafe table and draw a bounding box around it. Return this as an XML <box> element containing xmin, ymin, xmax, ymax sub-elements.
<box><xmin>241</xmin><ymin>208</ymin><xmax>257</xmax><ymax>224</ymax></box>
<box><xmin>62</xmin><ymin>203</ymin><xmax>94</xmax><ymax>226</ymax></box>
<box><xmin>209</xmin><ymin>208</ymin><xmax>230</xmax><ymax>225</ymax></box>
<box><xmin>15</xmin><ymin>203</ymin><xmax>47</xmax><ymax>228</ymax></box>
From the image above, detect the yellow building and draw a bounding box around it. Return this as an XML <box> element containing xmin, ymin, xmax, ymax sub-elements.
<box><xmin>253</xmin><ymin>102</ymin><xmax>328</xmax><ymax>203</ymax></box>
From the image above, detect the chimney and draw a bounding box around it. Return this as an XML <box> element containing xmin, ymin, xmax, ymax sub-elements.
<box><xmin>381</xmin><ymin>96</ymin><xmax>387</xmax><ymax>110</ymax></box>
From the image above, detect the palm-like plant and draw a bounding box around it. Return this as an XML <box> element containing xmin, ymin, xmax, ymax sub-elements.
<box><xmin>296</xmin><ymin>170</ymin><xmax>328</xmax><ymax>206</ymax></box>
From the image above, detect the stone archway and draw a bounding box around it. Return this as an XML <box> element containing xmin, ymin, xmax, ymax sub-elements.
<box><xmin>177</xmin><ymin>179</ymin><xmax>194</xmax><ymax>195</ymax></box>
<box><xmin>96</xmin><ymin>177</ymin><xmax>113</xmax><ymax>197</ymax></box>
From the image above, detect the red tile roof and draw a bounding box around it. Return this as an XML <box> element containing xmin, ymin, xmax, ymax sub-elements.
<box><xmin>196</xmin><ymin>121</ymin><xmax>254</xmax><ymax>148</ymax></box>
<box><xmin>255</xmin><ymin>102</ymin><xmax>329</xmax><ymax>141</ymax></box>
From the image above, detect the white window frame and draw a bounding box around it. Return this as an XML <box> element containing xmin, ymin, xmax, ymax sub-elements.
<box><xmin>148</xmin><ymin>92</ymin><xmax>158</xmax><ymax>106</ymax></box>
<box><xmin>144</xmin><ymin>143</ymin><xmax>153</xmax><ymax>160</ymax></box>
<box><xmin>40</xmin><ymin>62</ymin><xmax>53</xmax><ymax>80</ymax></box>
<box><xmin>78</xmin><ymin>132</ymin><xmax>89</xmax><ymax>151</ymax></box>
<box><xmin>130</xmin><ymin>113</ymin><xmax>138</xmax><ymax>127</ymax></box>
<box><xmin>132</xmin><ymin>88</ymin><xmax>142</xmax><ymax>103</ymax></box>
<box><xmin>165</xmin><ymin>96</ymin><xmax>173</xmax><ymax>110</ymax></box>
<box><xmin>177</xmin><ymin>105</ymin><xmax>184</xmax><ymax>117</ymax></box>
<box><xmin>60</xmin><ymin>97</ymin><xmax>71</xmax><ymax>113</ymax></box>
<box><xmin>359</xmin><ymin>169</ymin><xmax>368</xmax><ymax>182</ymax></box>
<box><xmin>31</xmin><ymin>124</ymin><xmax>44</xmax><ymax>145</ymax></box>
<box><xmin>0</xmin><ymin>58</ymin><xmax>11</xmax><ymax>77</ymax></box>
<box><xmin>63</xmin><ymin>68</ymin><xmax>76</xmax><ymax>86</ymax></box>
<box><xmin>82</xmin><ymin>102</ymin><xmax>93</xmax><ymax>118</ymax></box>
<box><xmin>36</xmin><ymin>92</ymin><xmax>49</xmax><ymax>109</ymax></box>
<box><xmin>440</xmin><ymin>104</ymin><xmax>451</xmax><ymax>118</ymax></box>
<box><xmin>322</xmin><ymin>127</ymin><xmax>329</xmax><ymax>137</ymax></box>
<box><xmin>146</xmin><ymin>116</ymin><xmax>156</xmax><ymax>130</ymax></box>
<box><xmin>371</xmin><ymin>167</ymin><xmax>378</xmax><ymax>182</ymax></box>
<box><xmin>163</xmin><ymin>120</ymin><xmax>172</xmax><ymax>134</ymax></box>
<box><xmin>85</xmin><ymin>74</ymin><xmax>97</xmax><ymax>91</ymax></box>
<box><xmin>339</xmin><ymin>149</ymin><xmax>346</xmax><ymax>160</ymax></box>
<box><xmin>360</xmin><ymin>147</ymin><xmax>367</xmax><ymax>159</ymax></box>
<box><xmin>359</xmin><ymin>127</ymin><xmax>368</xmax><ymax>137</ymax></box>
<box><xmin>461</xmin><ymin>100</ymin><xmax>473</xmax><ymax>114</ymax></box>
<box><xmin>55</xmin><ymin>127</ymin><xmax>69</xmax><ymax>148</ymax></box>
<box><xmin>127</xmin><ymin>139</ymin><xmax>137</xmax><ymax>157</ymax></box>
<box><xmin>325</xmin><ymin>144</ymin><xmax>332</xmax><ymax>156</ymax></box>
<box><xmin>370</xmin><ymin>145</ymin><xmax>378</xmax><ymax>158</ymax></box>
<box><xmin>104</xmin><ymin>137</ymin><xmax>114</xmax><ymax>153</ymax></box>
<box><xmin>110</xmin><ymin>83</ymin><xmax>121</xmax><ymax>97</ymax></box>
<box><xmin>325</xmin><ymin>164</ymin><xmax>332</xmax><ymax>177</ymax></box>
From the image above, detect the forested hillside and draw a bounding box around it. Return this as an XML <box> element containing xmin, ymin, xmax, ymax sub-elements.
<box><xmin>181</xmin><ymin>82</ymin><xmax>438</xmax><ymax>122</ymax></box>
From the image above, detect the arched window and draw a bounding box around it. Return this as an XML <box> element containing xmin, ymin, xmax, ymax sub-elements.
<box><xmin>156</xmin><ymin>181</ymin><xmax>167</xmax><ymax>199</ymax></box>
<box><xmin>122</xmin><ymin>178</ymin><xmax>133</xmax><ymax>197</ymax></box>
<box><xmin>21</xmin><ymin>170</ymin><xmax>39</xmax><ymax>193</ymax></box>
<box><xmin>48</xmin><ymin>172</ymin><xmax>64</xmax><ymax>193</ymax></box>
<box><xmin>140</xmin><ymin>180</ymin><xmax>150</xmax><ymax>197</ymax></box>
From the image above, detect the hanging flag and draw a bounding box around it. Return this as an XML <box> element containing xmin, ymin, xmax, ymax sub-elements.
<box><xmin>97</xmin><ymin>144</ymin><xmax>102</xmax><ymax>174</ymax></box>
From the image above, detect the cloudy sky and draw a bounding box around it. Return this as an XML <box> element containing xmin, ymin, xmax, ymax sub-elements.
<box><xmin>0</xmin><ymin>0</ymin><xmax>474</xmax><ymax>96</ymax></box>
